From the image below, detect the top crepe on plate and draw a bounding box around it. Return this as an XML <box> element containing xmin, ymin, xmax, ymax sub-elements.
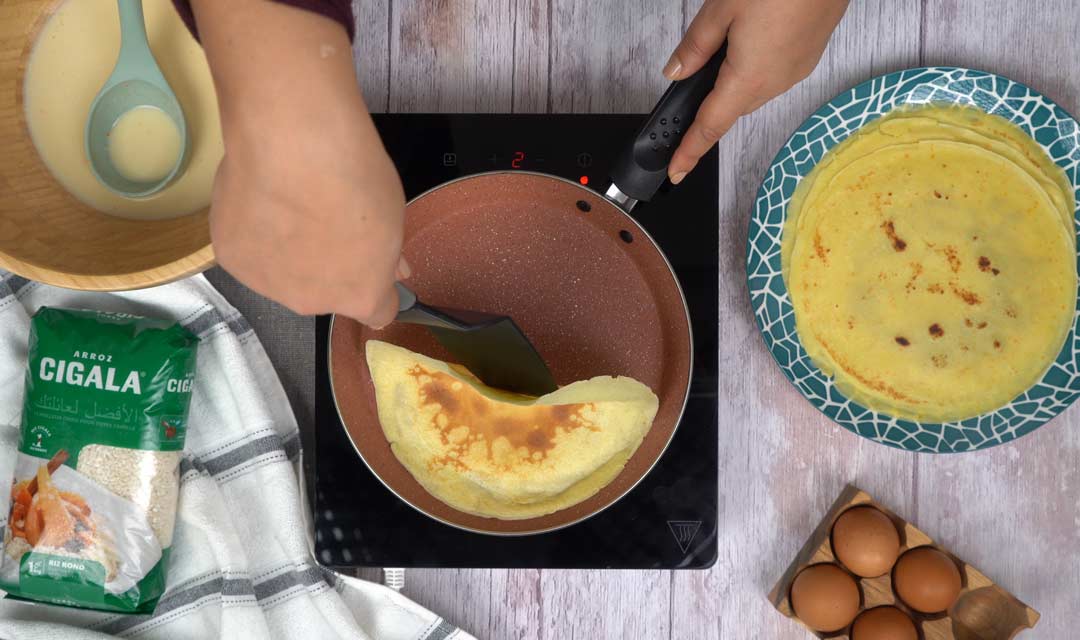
<box><xmin>365</xmin><ymin>340</ymin><xmax>659</xmax><ymax>520</ymax></box>
<box><xmin>782</xmin><ymin>105</ymin><xmax>1077</xmax><ymax>422</ymax></box>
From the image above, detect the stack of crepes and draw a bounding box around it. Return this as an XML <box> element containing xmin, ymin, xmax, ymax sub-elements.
<box><xmin>782</xmin><ymin>105</ymin><xmax>1077</xmax><ymax>422</ymax></box>
<box><xmin>365</xmin><ymin>340</ymin><xmax>659</xmax><ymax>519</ymax></box>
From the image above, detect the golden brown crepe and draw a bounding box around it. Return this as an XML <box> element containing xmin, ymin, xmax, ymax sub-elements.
<box><xmin>782</xmin><ymin>105</ymin><xmax>1076</xmax><ymax>422</ymax></box>
<box><xmin>365</xmin><ymin>340</ymin><xmax>659</xmax><ymax>519</ymax></box>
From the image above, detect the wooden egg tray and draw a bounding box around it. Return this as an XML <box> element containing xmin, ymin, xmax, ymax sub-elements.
<box><xmin>768</xmin><ymin>485</ymin><xmax>1039</xmax><ymax>639</ymax></box>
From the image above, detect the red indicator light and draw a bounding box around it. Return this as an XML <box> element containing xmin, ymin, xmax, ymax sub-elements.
<box><xmin>579</xmin><ymin>175</ymin><xmax>589</xmax><ymax>185</ymax></box>
<box><xmin>512</xmin><ymin>151</ymin><xmax>525</xmax><ymax>169</ymax></box>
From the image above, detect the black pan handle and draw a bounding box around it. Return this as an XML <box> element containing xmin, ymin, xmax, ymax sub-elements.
<box><xmin>608</xmin><ymin>43</ymin><xmax>727</xmax><ymax>205</ymax></box>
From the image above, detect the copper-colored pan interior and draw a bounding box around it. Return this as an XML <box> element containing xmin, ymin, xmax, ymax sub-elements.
<box><xmin>329</xmin><ymin>172</ymin><xmax>691</xmax><ymax>535</ymax></box>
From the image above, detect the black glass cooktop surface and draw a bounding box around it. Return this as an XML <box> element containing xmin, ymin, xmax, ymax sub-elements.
<box><xmin>313</xmin><ymin>114</ymin><xmax>718</xmax><ymax>569</ymax></box>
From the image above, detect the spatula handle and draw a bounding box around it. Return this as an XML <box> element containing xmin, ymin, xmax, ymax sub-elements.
<box><xmin>395</xmin><ymin>282</ymin><xmax>417</xmax><ymax>313</ymax></box>
<box><xmin>394</xmin><ymin>283</ymin><xmax>468</xmax><ymax>330</ymax></box>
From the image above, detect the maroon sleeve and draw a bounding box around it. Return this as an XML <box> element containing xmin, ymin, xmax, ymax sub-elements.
<box><xmin>172</xmin><ymin>0</ymin><xmax>355</xmax><ymax>41</ymax></box>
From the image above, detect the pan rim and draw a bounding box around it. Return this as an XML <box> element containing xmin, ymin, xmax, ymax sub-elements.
<box><xmin>327</xmin><ymin>169</ymin><xmax>694</xmax><ymax>537</ymax></box>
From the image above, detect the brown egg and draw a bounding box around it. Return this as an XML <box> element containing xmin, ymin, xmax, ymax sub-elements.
<box><xmin>832</xmin><ymin>506</ymin><xmax>901</xmax><ymax>577</ymax></box>
<box><xmin>893</xmin><ymin>546</ymin><xmax>963</xmax><ymax>613</ymax></box>
<box><xmin>851</xmin><ymin>606</ymin><xmax>919</xmax><ymax>640</ymax></box>
<box><xmin>790</xmin><ymin>563</ymin><xmax>861</xmax><ymax>632</ymax></box>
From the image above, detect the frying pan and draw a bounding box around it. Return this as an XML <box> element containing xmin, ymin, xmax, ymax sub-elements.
<box><xmin>329</xmin><ymin>47</ymin><xmax>727</xmax><ymax>535</ymax></box>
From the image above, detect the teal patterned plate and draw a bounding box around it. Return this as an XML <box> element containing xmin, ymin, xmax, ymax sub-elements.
<box><xmin>748</xmin><ymin>67</ymin><xmax>1080</xmax><ymax>452</ymax></box>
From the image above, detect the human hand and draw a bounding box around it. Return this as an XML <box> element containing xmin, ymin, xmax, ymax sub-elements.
<box><xmin>192</xmin><ymin>0</ymin><xmax>408</xmax><ymax>326</ymax></box>
<box><xmin>664</xmin><ymin>0</ymin><xmax>849</xmax><ymax>183</ymax></box>
<box><xmin>209</xmin><ymin>122</ymin><xmax>408</xmax><ymax>326</ymax></box>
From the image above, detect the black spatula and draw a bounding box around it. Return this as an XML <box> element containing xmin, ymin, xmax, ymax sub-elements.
<box><xmin>394</xmin><ymin>282</ymin><xmax>557</xmax><ymax>397</ymax></box>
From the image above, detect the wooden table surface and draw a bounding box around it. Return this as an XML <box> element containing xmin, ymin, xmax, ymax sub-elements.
<box><xmin>319</xmin><ymin>2</ymin><xmax>1080</xmax><ymax>638</ymax></box>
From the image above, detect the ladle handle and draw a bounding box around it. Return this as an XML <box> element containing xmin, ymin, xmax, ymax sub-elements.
<box><xmin>608</xmin><ymin>43</ymin><xmax>727</xmax><ymax>204</ymax></box>
<box><xmin>116</xmin><ymin>0</ymin><xmax>153</xmax><ymax>66</ymax></box>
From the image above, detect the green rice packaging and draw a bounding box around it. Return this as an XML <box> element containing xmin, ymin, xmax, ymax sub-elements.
<box><xmin>0</xmin><ymin>307</ymin><xmax>198</xmax><ymax>613</ymax></box>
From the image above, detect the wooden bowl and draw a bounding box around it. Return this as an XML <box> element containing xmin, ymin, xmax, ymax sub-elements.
<box><xmin>0</xmin><ymin>0</ymin><xmax>213</xmax><ymax>291</ymax></box>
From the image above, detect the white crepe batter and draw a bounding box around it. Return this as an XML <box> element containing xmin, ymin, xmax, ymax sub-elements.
<box><xmin>108</xmin><ymin>106</ymin><xmax>183</xmax><ymax>183</ymax></box>
<box><xmin>24</xmin><ymin>0</ymin><xmax>223</xmax><ymax>220</ymax></box>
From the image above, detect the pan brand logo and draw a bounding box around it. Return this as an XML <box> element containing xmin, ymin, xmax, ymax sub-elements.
<box><xmin>667</xmin><ymin>520</ymin><xmax>702</xmax><ymax>554</ymax></box>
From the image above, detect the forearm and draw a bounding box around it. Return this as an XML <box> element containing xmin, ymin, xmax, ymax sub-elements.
<box><xmin>189</xmin><ymin>0</ymin><xmax>374</xmax><ymax>151</ymax></box>
<box><xmin>174</xmin><ymin>0</ymin><xmax>354</xmax><ymax>41</ymax></box>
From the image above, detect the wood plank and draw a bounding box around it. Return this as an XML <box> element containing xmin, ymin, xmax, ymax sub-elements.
<box><xmin>921</xmin><ymin>0</ymin><xmax>1080</xmax><ymax>110</ymax></box>
<box><xmin>510</xmin><ymin>0</ymin><xmax>549</xmax><ymax>112</ymax></box>
<box><xmin>399</xmin><ymin>568</ymin><xmax>544</xmax><ymax>639</ymax></box>
<box><xmin>401</xmin><ymin>569</ymin><xmax>495</xmax><ymax>637</ymax></box>
<box><xmin>387</xmin><ymin>1</ymin><xmax>516</xmax><ymax>112</ymax></box>
<box><xmin>351</xmin><ymin>0</ymin><xmax>390</xmax><ymax>112</ymax></box>
<box><xmin>539</xmin><ymin>569</ymin><xmax>671</xmax><ymax>639</ymax></box>
<box><xmin>490</xmin><ymin>569</ymin><xmax>543</xmax><ymax>640</ymax></box>
<box><xmin>912</xmin><ymin>430</ymin><xmax>1080</xmax><ymax>640</ymax></box>
<box><xmin>700</xmin><ymin>1</ymin><xmax>923</xmax><ymax>638</ymax></box>
<box><xmin>380</xmin><ymin>0</ymin><xmax>548</xmax><ymax>113</ymax></box>
<box><xmin>918</xmin><ymin>5</ymin><xmax>1080</xmax><ymax>638</ymax></box>
<box><xmin>547</xmin><ymin>0</ymin><xmax>683</xmax><ymax>113</ymax></box>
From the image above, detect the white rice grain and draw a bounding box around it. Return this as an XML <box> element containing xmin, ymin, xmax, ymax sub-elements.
<box><xmin>76</xmin><ymin>445</ymin><xmax>180</xmax><ymax>549</ymax></box>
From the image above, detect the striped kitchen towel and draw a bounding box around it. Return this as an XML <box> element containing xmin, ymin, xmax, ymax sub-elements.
<box><xmin>0</xmin><ymin>272</ymin><xmax>473</xmax><ymax>640</ymax></box>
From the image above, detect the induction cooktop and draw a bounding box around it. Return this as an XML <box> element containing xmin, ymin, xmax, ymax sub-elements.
<box><xmin>312</xmin><ymin>114</ymin><xmax>718</xmax><ymax>569</ymax></box>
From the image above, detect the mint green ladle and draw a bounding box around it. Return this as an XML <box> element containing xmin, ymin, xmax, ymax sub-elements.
<box><xmin>86</xmin><ymin>0</ymin><xmax>189</xmax><ymax>198</ymax></box>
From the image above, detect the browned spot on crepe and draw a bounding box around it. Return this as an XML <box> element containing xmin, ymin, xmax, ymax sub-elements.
<box><xmin>951</xmin><ymin>284</ymin><xmax>982</xmax><ymax>306</ymax></box>
<box><xmin>906</xmin><ymin>262</ymin><xmax>924</xmax><ymax>293</ymax></box>
<box><xmin>881</xmin><ymin>220</ymin><xmax>907</xmax><ymax>251</ymax></box>
<box><xmin>942</xmin><ymin>245</ymin><xmax>961</xmax><ymax>273</ymax></box>
<box><xmin>978</xmin><ymin>256</ymin><xmax>1001</xmax><ymax>276</ymax></box>
<box><xmin>813</xmin><ymin>231</ymin><xmax>830</xmax><ymax>264</ymax></box>
<box><xmin>408</xmin><ymin>365</ymin><xmax>597</xmax><ymax>471</ymax></box>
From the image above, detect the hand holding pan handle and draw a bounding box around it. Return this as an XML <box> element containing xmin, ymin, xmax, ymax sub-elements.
<box><xmin>607</xmin><ymin>43</ymin><xmax>727</xmax><ymax>209</ymax></box>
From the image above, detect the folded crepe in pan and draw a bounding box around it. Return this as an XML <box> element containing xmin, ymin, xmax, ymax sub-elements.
<box><xmin>365</xmin><ymin>340</ymin><xmax>659</xmax><ymax>520</ymax></box>
<box><xmin>782</xmin><ymin>105</ymin><xmax>1076</xmax><ymax>422</ymax></box>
